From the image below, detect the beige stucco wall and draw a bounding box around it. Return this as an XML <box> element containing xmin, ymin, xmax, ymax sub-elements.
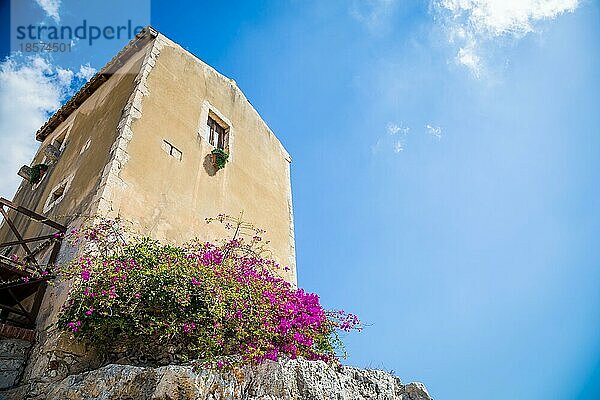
<box><xmin>1</xmin><ymin>31</ymin><xmax>296</xmax><ymax>288</ymax></box>
<box><xmin>0</xmin><ymin>30</ymin><xmax>296</xmax><ymax>386</ymax></box>
<box><xmin>1</xmin><ymin>33</ymin><xmax>296</xmax><ymax>286</ymax></box>
<box><xmin>0</xmin><ymin>41</ymin><xmax>148</xmax><ymax>333</ymax></box>
<box><xmin>0</xmin><ymin>43</ymin><xmax>147</xmax><ymax>258</ymax></box>
<box><xmin>106</xmin><ymin>36</ymin><xmax>296</xmax><ymax>284</ymax></box>
<box><xmin>0</xmin><ymin>41</ymin><xmax>153</xmax><ymax>385</ymax></box>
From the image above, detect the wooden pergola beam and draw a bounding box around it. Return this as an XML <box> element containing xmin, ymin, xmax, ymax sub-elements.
<box><xmin>0</xmin><ymin>234</ymin><xmax>59</xmax><ymax>249</ymax></box>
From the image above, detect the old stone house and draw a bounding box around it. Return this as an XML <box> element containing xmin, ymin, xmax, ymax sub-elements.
<box><xmin>0</xmin><ymin>26</ymin><xmax>295</xmax><ymax>390</ymax></box>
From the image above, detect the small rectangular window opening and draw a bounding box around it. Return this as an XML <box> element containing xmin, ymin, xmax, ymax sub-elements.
<box><xmin>43</xmin><ymin>174</ymin><xmax>74</xmax><ymax>213</ymax></box>
<box><xmin>207</xmin><ymin>115</ymin><xmax>229</xmax><ymax>150</ymax></box>
<box><xmin>162</xmin><ymin>140</ymin><xmax>182</xmax><ymax>161</ymax></box>
<box><xmin>50</xmin><ymin>183</ymin><xmax>66</xmax><ymax>203</ymax></box>
<box><xmin>53</xmin><ymin>129</ymin><xmax>68</xmax><ymax>151</ymax></box>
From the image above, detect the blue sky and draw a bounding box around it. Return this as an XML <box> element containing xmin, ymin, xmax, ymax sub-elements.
<box><xmin>1</xmin><ymin>1</ymin><xmax>600</xmax><ymax>399</ymax></box>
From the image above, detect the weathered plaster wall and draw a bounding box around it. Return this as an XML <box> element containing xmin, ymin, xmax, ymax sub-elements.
<box><xmin>0</xmin><ymin>42</ymin><xmax>149</xmax><ymax>343</ymax></box>
<box><xmin>0</xmin><ymin>41</ymin><xmax>152</xmax><ymax>389</ymax></box>
<box><xmin>0</xmin><ymin>33</ymin><xmax>296</xmax><ymax>285</ymax></box>
<box><xmin>0</xmin><ymin>30</ymin><xmax>297</xmax><ymax>389</ymax></box>
<box><xmin>106</xmin><ymin>35</ymin><xmax>297</xmax><ymax>284</ymax></box>
<box><xmin>0</xmin><ymin>44</ymin><xmax>148</xmax><ymax>255</ymax></box>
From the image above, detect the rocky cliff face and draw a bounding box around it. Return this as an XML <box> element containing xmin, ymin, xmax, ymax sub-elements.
<box><xmin>0</xmin><ymin>338</ymin><xmax>32</xmax><ymax>390</ymax></box>
<box><xmin>2</xmin><ymin>358</ymin><xmax>432</xmax><ymax>400</ymax></box>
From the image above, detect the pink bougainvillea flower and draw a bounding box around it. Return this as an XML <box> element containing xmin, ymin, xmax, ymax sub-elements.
<box><xmin>81</xmin><ymin>269</ymin><xmax>90</xmax><ymax>281</ymax></box>
<box><xmin>58</xmin><ymin>216</ymin><xmax>362</xmax><ymax>370</ymax></box>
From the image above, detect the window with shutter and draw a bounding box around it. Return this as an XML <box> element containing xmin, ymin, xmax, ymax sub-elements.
<box><xmin>207</xmin><ymin>115</ymin><xmax>229</xmax><ymax>150</ymax></box>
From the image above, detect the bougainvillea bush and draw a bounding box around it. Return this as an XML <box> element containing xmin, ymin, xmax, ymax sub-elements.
<box><xmin>57</xmin><ymin>215</ymin><xmax>360</xmax><ymax>369</ymax></box>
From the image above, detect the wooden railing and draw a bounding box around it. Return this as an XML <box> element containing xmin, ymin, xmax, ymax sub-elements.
<box><xmin>0</xmin><ymin>198</ymin><xmax>66</xmax><ymax>328</ymax></box>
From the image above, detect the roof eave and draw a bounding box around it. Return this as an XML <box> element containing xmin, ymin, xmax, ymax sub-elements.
<box><xmin>35</xmin><ymin>26</ymin><xmax>158</xmax><ymax>142</ymax></box>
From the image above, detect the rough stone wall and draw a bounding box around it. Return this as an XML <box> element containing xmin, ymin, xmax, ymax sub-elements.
<box><xmin>0</xmin><ymin>338</ymin><xmax>32</xmax><ymax>390</ymax></box>
<box><xmin>1</xmin><ymin>358</ymin><xmax>432</xmax><ymax>400</ymax></box>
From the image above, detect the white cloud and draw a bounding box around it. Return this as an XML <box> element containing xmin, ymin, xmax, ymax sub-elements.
<box><xmin>35</xmin><ymin>0</ymin><xmax>61</xmax><ymax>23</ymax></box>
<box><xmin>56</xmin><ymin>68</ymin><xmax>74</xmax><ymax>87</ymax></box>
<box><xmin>434</xmin><ymin>0</ymin><xmax>580</xmax><ymax>76</ymax></box>
<box><xmin>426</xmin><ymin>124</ymin><xmax>442</xmax><ymax>139</ymax></box>
<box><xmin>393</xmin><ymin>140</ymin><xmax>404</xmax><ymax>153</ymax></box>
<box><xmin>439</xmin><ymin>0</ymin><xmax>579</xmax><ymax>36</ymax></box>
<box><xmin>388</xmin><ymin>122</ymin><xmax>408</xmax><ymax>153</ymax></box>
<box><xmin>0</xmin><ymin>55</ymin><xmax>89</xmax><ymax>197</ymax></box>
<box><xmin>76</xmin><ymin>64</ymin><xmax>97</xmax><ymax>81</ymax></box>
<box><xmin>387</xmin><ymin>122</ymin><xmax>410</xmax><ymax>135</ymax></box>
<box><xmin>456</xmin><ymin>43</ymin><xmax>481</xmax><ymax>78</ymax></box>
<box><xmin>374</xmin><ymin>122</ymin><xmax>443</xmax><ymax>154</ymax></box>
<box><xmin>351</xmin><ymin>0</ymin><xmax>398</xmax><ymax>32</ymax></box>
<box><xmin>372</xmin><ymin>121</ymin><xmax>409</xmax><ymax>154</ymax></box>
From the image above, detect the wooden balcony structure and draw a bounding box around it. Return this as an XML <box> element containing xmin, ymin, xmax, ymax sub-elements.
<box><xmin>0</xmin><ymin>198</ymin><xmax>66</xmax><ymax>328</ymax></box>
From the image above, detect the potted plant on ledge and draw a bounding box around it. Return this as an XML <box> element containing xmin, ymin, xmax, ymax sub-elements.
<box><xmin>29</xmin><ymin>164</ymin><xmax>49</xmax><ymax>185</ymax></box>
<box><xmin>210</xmin><ymin>148</ymin><xmax>229</xmax><ymax>170</ymax></box>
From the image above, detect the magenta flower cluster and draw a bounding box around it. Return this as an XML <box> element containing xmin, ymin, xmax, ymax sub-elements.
<box><xmin>58</xmin><ymin>217</ymin><xmax>361</xmax><ymax>369</ymax></box>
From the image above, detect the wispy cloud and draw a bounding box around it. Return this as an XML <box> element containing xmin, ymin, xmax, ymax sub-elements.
<box><xmin>387</xmin><ymin>122</ymin><xmax>410</xmax><ymax>135</ymax></box>
<box><xmin>0</xmin><ymin>55</ymin><xmax>90</xmax><ymax>196</ymax></box>
<box><xmin>351</xmin><ymin>0</ymin><xmax>398</xmax><ymax>32</ymax></box>
<box><xmin>373</xmin><ymin>121</ymin><xmax>444</xmax><ymax>154</ymax></box>
<box><xmin>35</xmin><ymin>0</ymin><xmax>61</xmax><ymax>23</ymax></box>
<box><xmin>373</xmin><ymin>121</ymin><xmax>410</xmax><ymax>154</ymax></box>
<box><xmin>393</xmin><ymin>140</ymin><xmax>404</xmax><ymax>153</ymax></box>
<box><xmin>389</xmin><ymin>121</ymin><xmax>409</xmax><ymax>153</ymax></box>
<box><xmin>434</xmin><ymin>0</ymin><xmax>580</xmax><ymax>76</ymax></box>
<box><xmin>426</xmin><ymin>124</ymin><xmax>442</xmax><ymax>139</ymax></box>
<box><xmin>76</xmin><ymin>64</ymin><xmax>97</xmax><ymax>81</ymax></box>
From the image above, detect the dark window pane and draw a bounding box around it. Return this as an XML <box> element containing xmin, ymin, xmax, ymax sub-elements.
<box><xmin>208</xmin><ymin>116</ymin><xmax>228</xmax><ymax>149</ymax></box>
